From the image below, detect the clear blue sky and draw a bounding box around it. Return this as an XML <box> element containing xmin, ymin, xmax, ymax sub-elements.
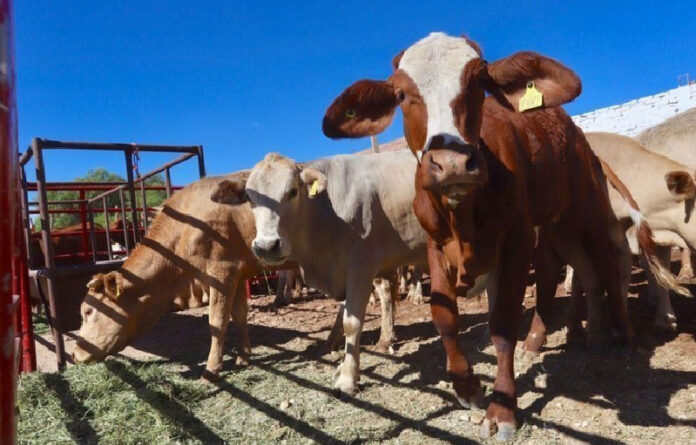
<box><xmin>16</xmin><ymin>1</ymin><xmax>695</xmax><ymax>185</ymax></box>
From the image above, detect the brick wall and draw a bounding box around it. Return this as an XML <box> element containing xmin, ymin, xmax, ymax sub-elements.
<box><xmin>571</xmin><ymin>84</ymin><xmax>696</xmax><ymax>136</ymax></box>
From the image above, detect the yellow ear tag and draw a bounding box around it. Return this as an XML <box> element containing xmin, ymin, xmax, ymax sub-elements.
<box><xmin>519</xmin><ymin>81</ymin><xmax>543</xmax><ymax>112</ymax></box>
<box><xmin>115</xmin><ymin>284</ymin><xmax>121</xmax><ymax>298</ymax></box>
<box><xmin>309</xmin><ymin>180</ymin><xmax>319</xmax><ymax>197</ymax></box>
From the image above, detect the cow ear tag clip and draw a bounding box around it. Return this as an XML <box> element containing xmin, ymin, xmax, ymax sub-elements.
<box><xmin>519</xmin><ymin>81</ymin><xmax>543</xmax><ymax>112</ymax></box>
<box><xmin>309</xmin><ymin>180</ymin><xmax>319</xmax><ymax>197</ymax></box>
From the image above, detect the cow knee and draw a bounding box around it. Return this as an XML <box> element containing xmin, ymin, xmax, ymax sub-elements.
<box><xmin>343</xmin><ymin>313</ymin><xmax>362</xmax><ymax>338</ymax></box>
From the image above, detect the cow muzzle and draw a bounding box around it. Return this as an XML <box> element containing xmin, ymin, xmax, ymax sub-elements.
<box><xmin>421</xmin><ymin>137</ymin><xmax>487</xmax><ymax>204</ymax></box>
<box><xmin>251</xmin><ymin>236</ymin><xmax>289</xmax><ymax>265</ymax></box>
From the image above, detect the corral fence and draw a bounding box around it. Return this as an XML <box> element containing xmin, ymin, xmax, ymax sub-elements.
<box><xmin>17</xmin><ymin>138</ymin><xmax>206</xmax><ymax>371</ymax></box>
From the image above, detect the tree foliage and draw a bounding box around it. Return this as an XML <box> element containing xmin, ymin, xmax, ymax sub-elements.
<box><xmin>34</xmin><ymin>168</ymin><xmax>167</xmax><ymax>229</ymax></box>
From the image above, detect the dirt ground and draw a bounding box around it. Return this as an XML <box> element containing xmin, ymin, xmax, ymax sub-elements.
<box><xmin>30</xmin><ymin>274</ymin><xmax>696</xmax><ymax>444</ymax></box>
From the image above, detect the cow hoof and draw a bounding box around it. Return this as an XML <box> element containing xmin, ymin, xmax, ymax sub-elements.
<box><xmin>456</xmin><ymin>386</ymin><xmax>485</xmax><ymax>410</ymax></box>
<box><xmin>479</xmin><ymin>419</ymin><xmax>516</xmax><ymax>442</ymax></box>
<box><xmin>235</xmin><ymin>355</ymin><xmax>250</xmax><ymax>367</ymax></box>
<box><xmin>200</xmin><ymin>369</ymin><xmax>221</xmax><ymax>383</ymax></box>
<box><xmin>407</xmin><ymin>291</ymin><xmax>425</xmax><ymax>305</ymax></box>
<box><xmin>374</xmin><ymin>339</ymin><xmax>394</xmax><ymax>354</ymax></box>
<box><xmin>653</xmin><ymin>314</ymin><xmax>678</xmax><ymax>333</ymax></box>
<box><xmin>333</xmin><ymin>375</ymin><xmax>357</xmax><ymax>396</ymax></box>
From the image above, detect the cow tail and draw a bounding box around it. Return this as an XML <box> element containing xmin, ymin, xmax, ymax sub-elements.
<box><xmin>602</xmin><ymin>159</ymin><xmax>691</xmax><ymax>297</ymax></box>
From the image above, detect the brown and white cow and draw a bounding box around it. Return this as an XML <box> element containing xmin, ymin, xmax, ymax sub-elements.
<box><xmin>322</xmin><ymin>32</ymin><xmax>666</xmax><ymax>440</ymax></box>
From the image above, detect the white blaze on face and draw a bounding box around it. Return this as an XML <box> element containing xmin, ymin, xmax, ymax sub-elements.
<box><xmin>399</xmin><ymin>32</ymin><xmax>480</xmax><ymax>154</ymax></box>
<box><xmin>246</xmin><ymin>158</ymin><xmax>296</xmax><ymax>260</ymax></box>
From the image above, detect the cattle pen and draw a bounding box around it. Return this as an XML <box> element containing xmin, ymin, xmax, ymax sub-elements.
<box><xmin>15</xmin><ymin>139</ymin><xmax>206</xmax><ymax>371</ymax></box>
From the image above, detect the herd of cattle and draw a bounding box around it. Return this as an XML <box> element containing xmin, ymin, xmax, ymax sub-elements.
<box><xmin>66</xmin><ymin>33</ymin><xmax>695</xmax><ymax>441</ymax></box>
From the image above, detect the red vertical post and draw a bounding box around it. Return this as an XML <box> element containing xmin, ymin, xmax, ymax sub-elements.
<box><xmin>79</xmin><ymin>189</ymin><xmax>89</xmax><ymax>261</ymax></box>
<box><xmin>0</xmin><ymin>0</ymin><xmax>18</xmax><ymax>442</ymax></box>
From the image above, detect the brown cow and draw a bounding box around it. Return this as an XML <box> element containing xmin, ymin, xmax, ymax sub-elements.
<box><xmin>322</xmin><ymin>32</ymin><xmax>671</xmax><ymax>440</ymax></box>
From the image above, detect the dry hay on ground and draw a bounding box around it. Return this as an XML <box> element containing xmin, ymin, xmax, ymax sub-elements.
<box><xmin>20</xmin><ymin>281</ymin><xmax>696</xmax><ymax>444</ymax></box>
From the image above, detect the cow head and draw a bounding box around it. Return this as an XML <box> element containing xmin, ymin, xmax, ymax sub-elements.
<box><xmin>323</xmin><ymin>32</ymin><xmax>581</xmax><ymax>203</ymax></box>
<box><xmin>72</xmin><ymin>271</ymin><xmax>164</xmax><ymax>363</ymax></box>
<box><xmin>241</xmin><ymin>153</ymin><xmax>326</xmax><ymax>265</ymax></box>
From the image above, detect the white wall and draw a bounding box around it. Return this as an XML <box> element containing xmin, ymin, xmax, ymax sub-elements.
<box><xmin>572</xmin><ymin>84</ymin><xmax>696</xmax><ymax>136</ymax></box>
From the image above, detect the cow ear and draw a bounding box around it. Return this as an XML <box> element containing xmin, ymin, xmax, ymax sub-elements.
<box><xmin>665</xmin><ymin>170</ymin><xmax>696</xmax><ymax>199</ymax></box>
<box><xmin>211</xmin><ymin>178</ymin><xmax>247</xmax><ymax>205</ymax></box>
<box><xmin>87</xmin><ymin>274</ymin><xmax>105</xmax><ymax>292</ymax></box>
<box><xmin>323</xmin><ymin>79</ymin><xmax>398</xmax><ymax>139</ymax></box>
<box><xmin>103</xmin><ymin>272</ymin><xmax>122</xmax><ymax>299</ymax></box>
<box><xmin>300</xmin><ymin>167</ymin><xmax>327</xmax><ymax>199</ymax></box>
<box><xmin>485</xmin><ymin>52</ymin><xmax>581</xmax><ymax>112</ymax></box>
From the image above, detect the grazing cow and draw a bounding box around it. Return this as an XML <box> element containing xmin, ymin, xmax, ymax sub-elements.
<box><xmin>580</xmin><ymin>132</ymin><xmax>693</xmax><ymax>330</ymax></box>
<box><xmin>219</xmin><ymin>150</ymin><xmax>428</xmax><ymax>396</ymax></box>
<box><xmin>73</xmin><ymin>172</ymin><xmax>399</xmax><ymax>379</ymax></box>
<box><xmin>321</xmin><ymin>32</ymin><xmax>674</xmax><ymax>440</ymax></box>
<box><xmin>638</xmin><ymin>108</ymin><xmax>696</xmax><ymax>278</ymax></box>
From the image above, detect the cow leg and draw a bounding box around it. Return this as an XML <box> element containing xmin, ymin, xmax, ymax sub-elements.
<box><xmin>522</xmin><ymin>238</ymin><xmax>562</xmax><ymax>355</ymax></box>
<box><xmin>642</xmin><ymin>245</ymin><xmax>677</xmax><ymax>332</ymax></box>
<box><xmin>480</xmin><ymin>230</ymin><xmax>533</xmax><ymax>442</ymax></box>
<box><xmin>678</xmin><ymin>247</ymin><xmax>694</xmax><ymax>281</ymax></box>
<box><xmin>324</xmin><ymin>302</ymin><xmax>345</xmax><ymax>353</ymax></box>
<box><xmin>565</xmin><ymin>270</ymin><xmax>588</xmax><ymax>346</ymax></box>
<box><xmin>333</xmin><ymin>268</ymin><xmax>376</xmax><ymax>395</ymax></box>
<box><xmin>428</xmin><ymin>240</ymin><xmax>483</xmax><ymax>410</ymax></box>
<box><xmin>274</xmin><ymin>270</ymin><xmax>290</xmax><ymax>306</ymax></box>
<box><xmin>374</xmin><ymin>272</ymin><xmax>397</xmax><ymax>353</ymax></box>
<box><xmin>231</xmin><ymin>283</ymin><xmax>251</xmax><ymax>366</ymax></box>
<box><xmin>398</xmin><ymin>267</ymin><xmax>408</xmax><ymax>295</ymax></box>
<box><xmin>407</xmin><ymin>266</ymin><xmax>425</xmax><ymax>304</ymax></box>
<box><xmin>203</xmin><ymin>280</ymin><xmax>235</xmax><ymax>381</ymax></box>
<box><xmin>562</xmin><ymin>265</ymin><xmax>574</xmax><ymax>295</ymax></box>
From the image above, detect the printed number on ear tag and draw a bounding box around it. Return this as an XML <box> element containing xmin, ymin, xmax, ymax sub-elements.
<box><xmin>309</xmin><ymin>180</ymin><xmax>319</xmax><ymax>197</ymax></box>
<box><xmin>519</xmin><ymin>81</ymin><xmax>543</xmax><ymax>112</ymax></box>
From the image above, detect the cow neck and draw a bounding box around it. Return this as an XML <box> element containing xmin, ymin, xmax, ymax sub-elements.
<box><xmin>415</xmin><ymin>139</ymin><xmax>514</xmax><ymax>293</ymax></box>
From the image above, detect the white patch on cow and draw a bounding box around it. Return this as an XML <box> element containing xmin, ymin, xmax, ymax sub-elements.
<box><xmin>628</xmin><ymin>206</ymin><xmax>644</xmax><ymax>227</ymax></box>
<box><xmin>398</xmin><ymin>32</ymin><xmax>480</xmax><ymax>148</ymax></box>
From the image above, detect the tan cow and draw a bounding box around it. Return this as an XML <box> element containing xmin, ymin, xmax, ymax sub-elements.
<box><xmin>72</xmin><ymin>172</ymin><xmax>258</xmax><ymax>380</ymax></box>
<box><xmin>72</xmin><ymin>172</ymin><xmax>398</xmax><ymax>380</ymax></box>
<box><xmin>638</xmin><ymin>107</ymin><xmax>696</xmax><ymax>277</ymax></box>
<box><xmin>581</xmin><ymin>132</ymin><xmax>694</xmax><ymax>330</ymax></box>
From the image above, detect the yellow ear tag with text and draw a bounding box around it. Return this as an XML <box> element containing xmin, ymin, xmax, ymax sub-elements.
<box><xmin>309</xmin><ymin>180</ymin><xmax>319</xmax><ymax>197</ymax></box>
<box><xmin>519</xmin><ymin>81</ymin><xmax>543</xmax><ymax>112</ymax></box>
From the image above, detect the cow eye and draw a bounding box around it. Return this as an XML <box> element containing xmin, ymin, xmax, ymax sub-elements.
<box><xmin>288</xmin><ymin>188</ymin><xmax>298</xmax><ymax>199</ymax></box>
<box><xmin>84</xmin><ymin>307</ymin><xmax>93</xmax><ymax>318</ymax></box>
<box><xmin>396</xmin><ymin>91</ymin><xmax>406</xmax><ymax>103</ymax></box>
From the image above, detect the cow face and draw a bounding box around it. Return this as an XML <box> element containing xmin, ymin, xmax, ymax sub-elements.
<box><xmin>323</xmin><ymin>32</ymin><xmax>581</xmax><ymax>202</ymax></box>
<box><xmin>72</xmin><ymin>272</ymin><xmax>137</xmax><ymax>364</ymax></box>
<box><xmin>245</xmin><ymin>153</ymin><xmax>326</xmax><ymax>265</ymax></box>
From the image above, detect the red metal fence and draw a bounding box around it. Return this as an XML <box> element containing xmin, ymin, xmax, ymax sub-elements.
<box><xmin>0</xmin><ymin>0</ymin><xmax>18</xmax><ymax>442</ymax></box>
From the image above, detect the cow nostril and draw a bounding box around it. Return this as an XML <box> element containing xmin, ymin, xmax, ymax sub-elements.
<box><xmin>270</xmin><ymin>239</ymin><xmax>280</xmax><ymax>253</ymax></box>
<box><xmin>429</xmin><ymin>157</ymin><xmax>444</xmax><ymax>173</ymax></box>
<box><xmin>465</xmin><ymin>155</ymin><xmax>478</xmax><ymax>173</ymax></box>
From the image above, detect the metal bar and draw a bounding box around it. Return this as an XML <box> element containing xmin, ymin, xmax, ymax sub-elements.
<box><xmin>88</xmin><ymin>209</ymin><xmax>98</xmax><ymax>263</ymax></box>
<box><xmin>27</xmin><ymin>206</ymin><xmax>158</xmax><ymax>216</ymax></box>
<box><xmin>25</xmin><ymin>182</ymin><xmax>174</xmax><ymax>192</ymax></box>
<box><xmin>119</xmin><ymin>189</ymin><xmax>130</xmax><ymax>254</ymax></box>
<box><xmin>371</xmin><ymin>135</ymin><xmax>380</xmax><ymax>153</ymax></box>
<box><xmin>197</xmin><ymin>145</ymin><xmax>206</xmax><ymax>178</ymax></box>
<box><xmin>140</xmin><ymin>180</ymin><xmax>148</xmax><ymax>231</ymax></box>
<box><xmin>15</xmin><ymin>211</ymin><xmax>36</xmax><ymax>372</ymax></box>
<box><xmin>79</xmin><ymin>190</ymin><xmax>90</xmax><ymax>261</ymax></box>
<box><xmin>34</xmin><ymin>138</ymin><xmax>201</xmax><ymax>153</ymax></box>
<box><xmin>18</xmin><ymin>166</ymin><xmax>34</xmax><ymax>266</ymax></box>
<box><xmin>18</xmin><ymin>146</ymin><xmax>32</xmax><ymax>165</ymax></box>
<box><xmin>164</xmin><ymin>167</ymin><xmax>172</xmax><ymax>197</ymax></box>
<box><xmin>32</xmin><ymin>138</ymin><xmax>67</xmax><ymax>370</ymax></box>
<box><xmin>124</xmin><ymin>147</ymin><xmax>140</xmax><ymax>243</ymax></box>
<box><xmin>84</xmin><ymin>152</ymin><xmax>196</xmax><ymax>203</ymax></box>
<box><xmin>102</xmin><ymin>197</ymin><xmax>113</xmax><ymax>260</ymax></box>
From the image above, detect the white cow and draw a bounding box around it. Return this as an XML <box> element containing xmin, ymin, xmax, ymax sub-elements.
<box><xmin>224</xmin><ymin>150</ymin><xmax>428</xmax><ymax>395</ymax></box>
